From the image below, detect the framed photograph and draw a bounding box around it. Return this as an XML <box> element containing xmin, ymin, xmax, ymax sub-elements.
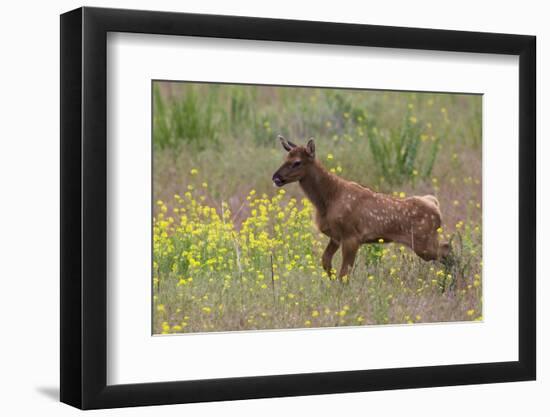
<box><xmin>60</xmin><ymin>6</ymin><xmax>536</xmax><ymax>409</ymax></box>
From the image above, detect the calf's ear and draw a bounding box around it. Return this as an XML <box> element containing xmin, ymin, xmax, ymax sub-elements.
<box><xmin>278</xmin><ymin>135</ymin><xmax>296</xmax><ymax>152</ymax></box>
<box><xmin>306</xmin><ymin>138</ymin><xmax>316</xmax><ymax>158</ymax></box>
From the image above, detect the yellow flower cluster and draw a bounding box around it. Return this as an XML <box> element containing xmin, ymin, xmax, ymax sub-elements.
<box><xmin>153</xmin><ymin>187</ymin><xmax>324</xmax><ymax>303</ymax></box>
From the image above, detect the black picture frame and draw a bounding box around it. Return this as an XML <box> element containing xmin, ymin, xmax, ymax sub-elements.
<box><xmin>60</xmin><ymin>6</ymin><xmax>536</xmax><ymax>410</ymax></box>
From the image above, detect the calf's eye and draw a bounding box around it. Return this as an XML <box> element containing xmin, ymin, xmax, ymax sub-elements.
<box><xmin>292</xmin><ymin>161</ymin><xmax>302</xmax><ymax>168</ymax></box>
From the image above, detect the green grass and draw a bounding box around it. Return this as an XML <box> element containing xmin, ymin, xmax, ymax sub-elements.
<box><xmin>153</xmin><ymin>84</ymin><xmax>221</xmax><ymax>150</ymax></box>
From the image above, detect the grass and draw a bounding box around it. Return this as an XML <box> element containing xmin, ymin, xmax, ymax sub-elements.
<box><xmin>366</xmin><ymin>108</ymin><xmax>440</xmax><ymax>185</ymax></box>
<box><xmin>152</xmin><ymin>82</ymin><xmax>482</xmax><ymax>334</ymax></box>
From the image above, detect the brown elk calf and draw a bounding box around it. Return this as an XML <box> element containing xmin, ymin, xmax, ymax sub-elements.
<box><xmin>272</xmin><ymin>136</ymin><xmax>450</xmax><ymax>279</ymax></box>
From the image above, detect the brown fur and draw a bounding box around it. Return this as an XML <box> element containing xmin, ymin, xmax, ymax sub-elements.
<box><xmin>272</xmin><ymin>136</ymin><xmax>450</xmax><ymax>279</ymax></box>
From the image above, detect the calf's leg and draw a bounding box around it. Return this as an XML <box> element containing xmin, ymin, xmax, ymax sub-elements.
<box><xmin>414</xmin><ymin>234</ymin><xmax>450</xmax><ymax>261</ymax></box>
<box><xmin>322</xmin><ymin>239</ymin><xmax>340</xmax><ymax>276</ymax></box>
<box><xmin>339</xmin><ymin>238</ymin><xmax>360</xmax><ymax>280</ymax></box>
<box><xmin>438</xmin><ymin>242</ymin><xmax>450</xmax><ymax>258</ymax></box>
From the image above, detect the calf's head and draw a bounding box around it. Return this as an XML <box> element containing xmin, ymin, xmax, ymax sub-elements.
<box><xmin>272</xmin><ymin>136</ymin><xmax>316</xmax><ymax>187</ymax></box>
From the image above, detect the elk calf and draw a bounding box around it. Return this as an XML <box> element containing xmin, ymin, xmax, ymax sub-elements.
<box><xmin>272</xmin><ymin>136</ymin><xmax>450</xmax><ymax>279</ymax></box>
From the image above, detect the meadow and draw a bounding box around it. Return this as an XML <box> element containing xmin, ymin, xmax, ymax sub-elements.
<box><xmin>152</xmin><ymin>82</ymin><xmax>482</xmax><ymax>334</ymax></box>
